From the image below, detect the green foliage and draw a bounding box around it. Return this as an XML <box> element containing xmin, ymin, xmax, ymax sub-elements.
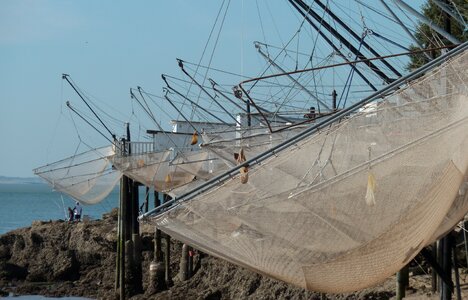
<box><xmin>407</xmin><ymin>0</ymin><xmax>467</xmax><ymax>70</ymax></box>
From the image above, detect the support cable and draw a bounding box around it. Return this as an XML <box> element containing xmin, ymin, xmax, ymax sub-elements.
<box><xmin>62</xmin><ymin>74</ymin><xmax>116</xmax><ymax>141</ymax></box>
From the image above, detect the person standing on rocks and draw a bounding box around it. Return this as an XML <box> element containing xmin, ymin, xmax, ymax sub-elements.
<box><xmin>73</xmin><ymin>202</ymin><xmax>82</xmax><ymax>221</ymax></box>
<box><xmin>68</xmin><ymin>207</ymin><xmax>74</xmax><ymax>221</ymax></box>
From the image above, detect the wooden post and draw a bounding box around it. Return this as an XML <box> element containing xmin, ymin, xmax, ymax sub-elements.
<box><xmin>332</xmin><ymin>89</ymin><xmax>337</xmax><ymax>111</ymax></box>
<box><xmin>162</xmin><ymin>193</ymin><xmax>173</xmax><ymax>287</ymax></box>
<box><xmin>180</xmin><ymin>244</ymin><xmax>189</xmax><ymax>281</ymax></box>
<box><xmin>165</xmin><ymin>233</ymin><xmax>172</xmax><ymax>287</ymax></box>
<box><xmin>125</xmin><ymin>239</ymin><xmax>134</xmax><ymax>296</ymax></box>
<box><xmin>148</xmin><ymin>261</ymin><xmax>166</xmax><ymax>293</ymax></box>
<box><xmin>144</xmin><ymin>187</ymin><xmax>149</xmax><ymax>213</ymax></box>
<box><xmin>452</xmin><ymin>238</ymin><xmax>461</xmax><ymax>300</ymax></box>
<box><xmin>115</xmin><ymin>189</ymin><xmax>121</xmax><ymax>291</ymax></box>
<box><xmin>132</xmin><ymin>183</ymin><xmax>140</xmax><ymax>236</ymax></box>
<box><xmin>188</xmin><ymin>246</ymin><xmax>193</xmax><ymax>278</ymax></box>
<box><xmin>432</xmin><ymin>242</ymin><xmax>438</xmax><ymax>293</ymax></box>
<box><xmin>130</xmin><ymin>182</ymin><xmax>142</xmax><ymax>294</ymax></box>
<box><xmin>147</xmin><ymin>190</ymin><xmax>165</xmax><ymax>293</ymax></box>
<box><xmin>154</xmin><ymin>191</ymin><xmax>163</xmax><ymax>262</ymax></box>
<box><xmin>440</xmin><ymin>235</ymin><xmax>453</xmax><ymax>300</ymax></box>
<box><xmin>132</xmin><ymin>233</ymin><xmax>143</xmax><ymax>293</ymax></box>
<box><xmin>396</xmin><ymin>265</ymin><xmax>409</xmax><ymax>300</ymax></box>
<box><xmin>119</xmin><ymin>174</ymin><xmax>129</xmax><ymax>300</ymax></box>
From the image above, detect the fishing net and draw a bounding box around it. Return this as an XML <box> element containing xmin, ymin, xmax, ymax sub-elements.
<box><xmin>202</xmin><ymin>125</ymin><xmax>308</xmax><ymax>167</ymax></box>
<box><xmin>146</xmin><ymin>49</ymin><xmax>468</xmax><ymax>292</ymax></box>
<box><xmin>110</xmin><ymin>148</ymin><xmax>196</xmax><ymax>198</ymax></box>
<box><xmin>170</xmin><ymin>150</ymin><xmax>229</xmax><ymax>180</ymax></box>
<box><xmin>34</xmin><ymin>146</ymin><xmax>121</xmax><ymax>205</ymax></box>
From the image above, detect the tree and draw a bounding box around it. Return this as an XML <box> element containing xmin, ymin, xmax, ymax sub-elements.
<box><xmin>407</xmin><ymin>0</ymin><xmax>467</xmax><ymax>70</ymax></box>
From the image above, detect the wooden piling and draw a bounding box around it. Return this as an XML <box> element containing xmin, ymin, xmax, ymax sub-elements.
<box><xmin>439</xmin><ymin>235</ymin><xmax>453</xmax><ymax>300</ymax></box>
<box><xmin>115</xmin><ymin>189</ymin><xmax>121</xmax><ymax>291</ymax></box>
<box><xmin>119</xmin><ymin>175</ymin><xmax>129</xmax><ymax>300</ymax></box>
<box><xmin>154</xmin><ymin>191</ymin><xmax>163</xmax><ymax>262</ymax></box>
<box><xmin>396</xmin><ymin>265</ymin><xmax>409</xmax><ymax>300</ymax></box>
<box><xmin>188</xmin><ymin>246</ymin><xmax>193</xmax><ymax>278</ymax></box>
<box><xmin>162</xmin><ymin>194</ymin><xmax>173</xmax><ymax>286</ymax></box>
<box><xmin>147</xmin><ymin>190</ymin><xmax>166</xmax><ymax>293</ymax></box>
<box><xmin>144</xmin><ymin>187</ymin><xmax>149</xmax><ymax>213</ymax></box>
<box><xmin>132</xmin><ymin>233</ymin><xmax>143</xmax><ymax>293</ymax></box>
<box><xmin>452</xmin><ymin>239</ymin><xmax>461</xmax><ymax>300</ymax></box>
<box><xmin>180</xmin><ymin>244</ymin><xmax>189</xmax><ymax>281</ymax></box>
<box><xmin>148</xmin><ymin>261</ymin><xmax>166</xmax><ymax>293</ymax></box>
<box><xmin>125</xmin><ymin>239</ymin><xmax>134</xmax><ymax>296</ymax></box>
<box><xmin>131</xmin><ymin>182</ymin><xmax>142</xmax><ymax>293</ymax></box>
<box><xmin>165</xmin><ymin>233</ymin><xmax>173</xmax><ymax>286</ymax></box>
<box><xmin>432</xmin><ymin>242</ymin><xmax>438</xmax><ymax>293</ymax></box>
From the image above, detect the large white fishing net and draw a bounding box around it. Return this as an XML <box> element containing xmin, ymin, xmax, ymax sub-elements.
<box><xmin>34</xmin><ymin>146</ymin><xmax>121</xmax><ymax>205</ymax></box>
<box><xmin>147</xmin><ymin>49</ymin><xmax>468</xmax><ymax>292</ymax></box>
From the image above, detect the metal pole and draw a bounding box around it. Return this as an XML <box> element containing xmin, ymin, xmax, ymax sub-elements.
<box><xmin>178</xmin><ymin>59</ymin><xmax>241</xmax><ymax>126</ymax></box>
<box><xmin>311</xmin><ymin>0</ymin><xmax>402</xmax><ymax>78</ymax></box>
<box><xmin>162</xmin><ymin>75</ymin><xmax>230</xmax><ymax>126</ymax></box>
<box><xmin>286</xmin><ymin>0</ymin><xmax>378</xmax><ymax>91</ymax></box>
<box><xmin>292</xmin><ymin>0</ymin><xmax>393</xmax><ymax>84</ymax></box>
<box><xmin>255</xmin><ymin>43</ymin><xmax>331</xmax><ymax>111</ymax></box>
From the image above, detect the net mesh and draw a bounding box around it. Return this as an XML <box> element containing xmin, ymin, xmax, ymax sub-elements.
<box><xmin>148</xmin><ymin>50</ymin><xmax>468</xmax><ymax>292</ymax></box>
<box><xmin>34</xmin><ymin>146</ymin><xmax>121</xmax><ymax>205</ymax></box>
<box><xmin>110</xmin><ymin>149</ymin><xmax>196</xmax><ymax>197</ymax></box>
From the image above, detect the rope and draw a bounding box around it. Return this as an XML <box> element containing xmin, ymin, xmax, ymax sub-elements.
<box><xmin>193</xmin><ymin>0</ymin><xmax>231</xmax><ymax>107</ymax></box>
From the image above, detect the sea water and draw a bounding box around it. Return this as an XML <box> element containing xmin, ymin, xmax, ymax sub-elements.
<box><xmin>0</xmin><ymin>183</ymin><xmax>119</xmax><ymax>235</ymax></box>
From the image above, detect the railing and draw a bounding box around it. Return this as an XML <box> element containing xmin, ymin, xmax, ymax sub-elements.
<box><xmin>116</xmin><ymin>141</ymin><xmax>154</xmax><ymax>156</ymax></box>
<box><xmin>129</xmin><ymin>142</ymin><xmax>154</xmax><ymax>155</ymax></box>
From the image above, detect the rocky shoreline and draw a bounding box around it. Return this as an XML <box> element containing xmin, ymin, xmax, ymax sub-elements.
<box><xmin>1</xmin><ymin>209</ymin><xmax>467</xmax><ymax>299</ymax></box>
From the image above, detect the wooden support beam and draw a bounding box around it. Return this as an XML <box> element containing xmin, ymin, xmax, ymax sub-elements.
<box><xmin>179</xmin><ymin>244</ymin><xmax>189</xmax><ymax>281</ymax></box>
<box><xmin>452</xmin><ymin>238</ymin><xmax>462</xmax><ymax>300</ymax></box>
<box><xmin>188</xmin><ymin>246</ymin><xmax>193</xmax><ymax>278</ymax></box>
<box><xmin>144</xmin><ymin>187</ymin><xmax>149</xmax><ymax>213</ymax></box>
<box><xmin>119</xmin><ymin>175</ymin><xmax>129</xmax><ymax>300</ymax></box>
<box><xmin>154</xmin><ymin>191</ymin><xmax>163</xmax><ymax>263</ymax></box>
<box><xmin>165</xmin><ymin>233</ymin><xmax>172</xmax><ymax>287</ymax></box>
<box><xmin>432</xmin><ymin>242</ymin><xmax>438</xmax><ymax>293</ymax></box>
<box><xmin>420</xmin><ymin>247</ymin><xmax>452</xmax><ymax>290</ymax></box>
<box><xmin>396</xmin><ymin>265</ymin><xmax>409</xmax><ymax>300</ymax></box>
<box><xmin>147</xmin><ymin>190</ymin><xmax>166</xmax><ymax>293</ymax></box>
<box><xmin>441</xmin><ymin>236</ymin><xmax>453</xmax><ymax>300</ymax></box>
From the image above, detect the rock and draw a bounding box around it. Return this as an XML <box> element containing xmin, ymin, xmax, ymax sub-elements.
<box><xmin>0</xmin><ymin>288</ymin><xmax>8</xmax><ymax>297</ymax></box>
<box><xmin>0</xmin><ymin>262</ymin><xmax>28</xmax><ymax>280</ymax></box>
<box><xmin>51</xmin><ymin>250</ymin><xmax>79</xmax><ymax>281</ymax></box>
<box><xmin>1</xmin><ymin>210</ymin><xmax>467</xmax><ymax>299</ymax></box>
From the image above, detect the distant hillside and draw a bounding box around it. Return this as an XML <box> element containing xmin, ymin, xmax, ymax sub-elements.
<box><xmin>0</xmin><ymin>175</ymin><xmax>44</xmax><ymax>185</ymax></box>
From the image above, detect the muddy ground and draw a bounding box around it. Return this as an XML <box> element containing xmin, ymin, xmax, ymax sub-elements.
<box><xmin>1</xmin><ymin>209</ymin><xmax>467</xmax><ymax>299</ymax></box>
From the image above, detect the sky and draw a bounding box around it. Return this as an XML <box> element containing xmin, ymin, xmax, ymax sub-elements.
<box><xmin>0</xmin><ymin>0</ymin><xmax>426</xmax><ymax>177</ymax></box>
